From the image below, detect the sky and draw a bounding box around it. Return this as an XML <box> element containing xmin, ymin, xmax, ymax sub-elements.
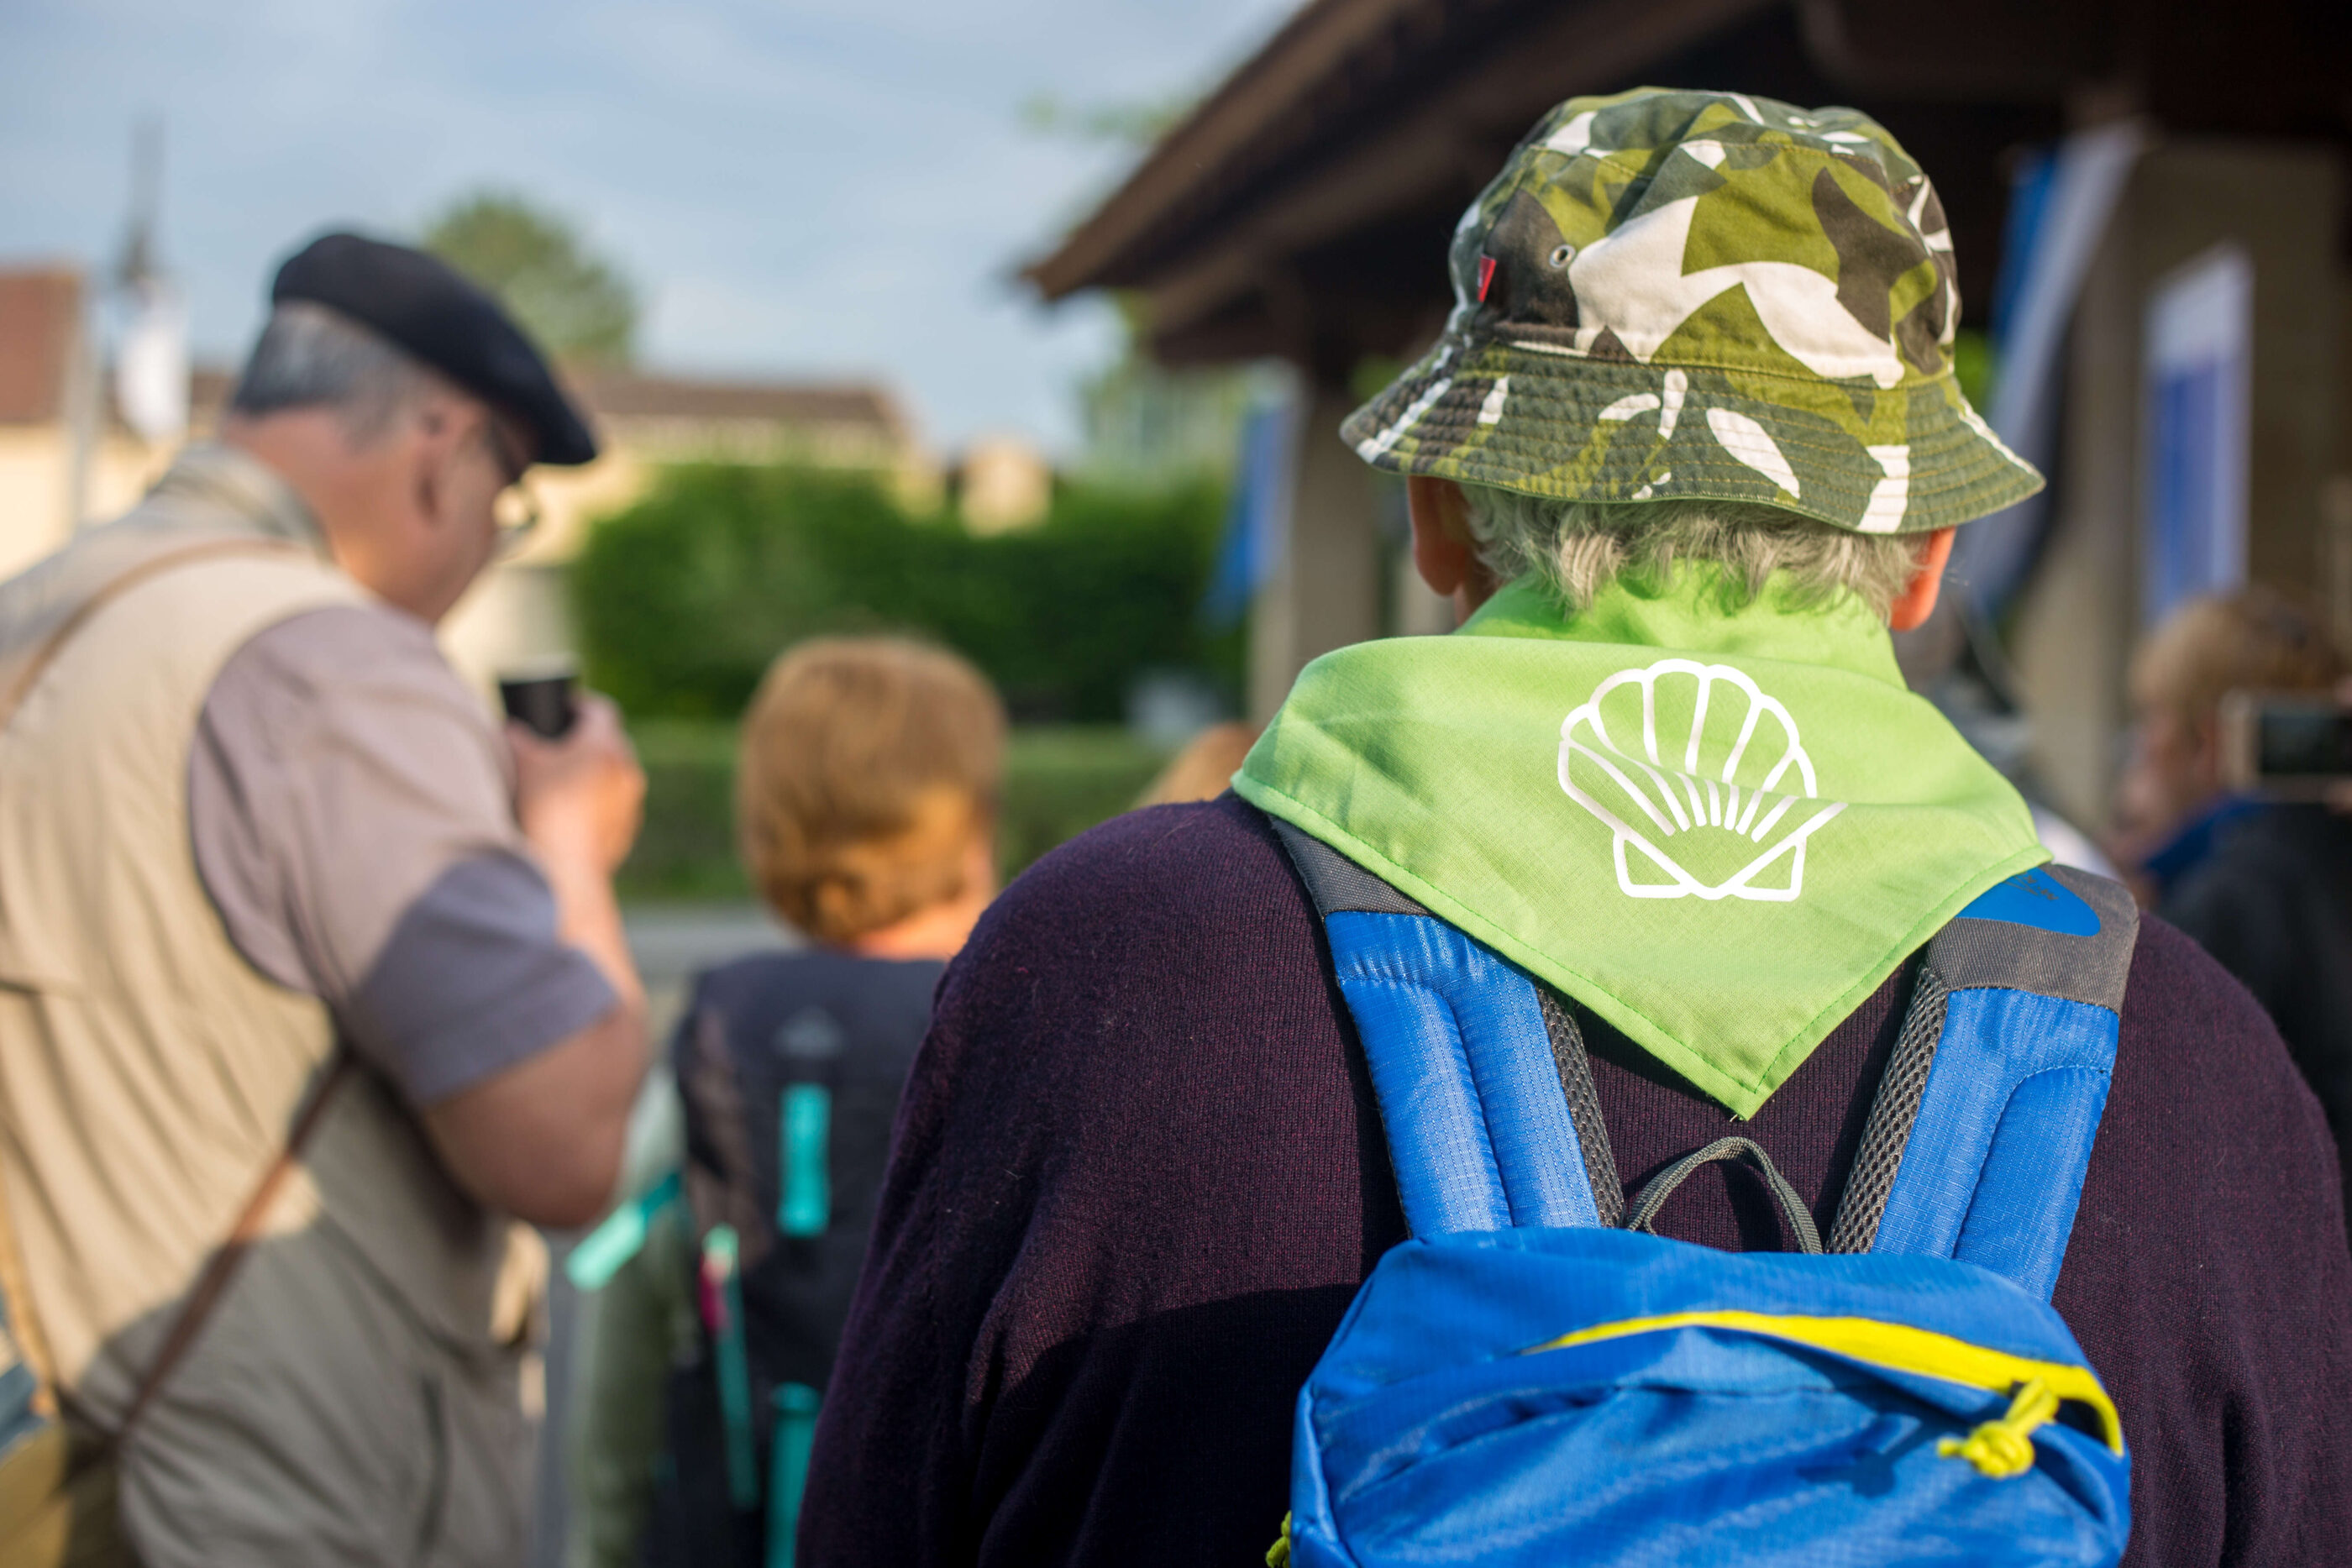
<box><xmin>0</xmin><ymin>0</ymin><xmax>1296</xmax><ymax>456</ymax></box>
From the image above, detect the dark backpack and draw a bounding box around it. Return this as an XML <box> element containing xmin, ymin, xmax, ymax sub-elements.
<box><xmin>638</xmin><ymin>949</ymin><xmax>940</xmax><ymax>1568</ymax></box>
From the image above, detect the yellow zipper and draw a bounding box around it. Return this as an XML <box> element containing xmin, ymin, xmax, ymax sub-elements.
<box><xmin>1523</xmin><ymin>1308</ymin><xmax>2123</xmax><ymax>1469</ymax></box>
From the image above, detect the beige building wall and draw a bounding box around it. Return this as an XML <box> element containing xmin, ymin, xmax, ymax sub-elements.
<box><xmin>0</xmin><ymin>427</ymin><xmax>181</xmax><ymax>580</ymax></box>
<box><xmin>441</xmin><ymin>564</ymin><xmax>577</xmax><ymax>703</ymax></box>
<box><xmin>0</xmin><ymin>427</ymin><xmax>76</xmax><ymax>580</ymax></box>
<box><xmin>958</xmin><ymin>435</ymin><xmax>1053</xmax><ymax>536</ymax></box>
<box><xmin>86</xmin><ymin>435</ymin><xmax>176</xmax><ymax>527</ymax></box>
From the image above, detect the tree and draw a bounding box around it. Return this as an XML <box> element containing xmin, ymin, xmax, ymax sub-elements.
<box><xmin>1016</xmin><ymin>91</ymin><xmax>1194</xmax><ymax>147</ymax></box>
<box><xmin>421</xmin><ymin>190</ymin><xmax>638</xmax><ymax>365</ymax></box>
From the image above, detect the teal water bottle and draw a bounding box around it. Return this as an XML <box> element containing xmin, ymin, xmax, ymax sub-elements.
<box><xmin>778</xmin><ymin>1084</ymin><xmax>831</xmax><ymax>1237</ymax></box>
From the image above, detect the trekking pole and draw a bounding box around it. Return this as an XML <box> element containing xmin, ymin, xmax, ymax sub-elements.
<box><xmin>698</xmin><ymin>1225</ymin><xmax>760</xmax><ymax>1511</ymax></box>
<box><xmin>566</xmin><ymin>1169</ymin><xmax>682</xmax><ymax>1292</ymax></box>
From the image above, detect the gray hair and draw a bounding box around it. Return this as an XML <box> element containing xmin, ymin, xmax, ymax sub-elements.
<box><xmin>1457</xmin><ymin>485</ymin><xmax>1925</xmax><ymax>621</ymax></box>
<box><xmin>228</xmin><ymin>301</ymin><xmax>449</xmax><ymax>443</ymax></box>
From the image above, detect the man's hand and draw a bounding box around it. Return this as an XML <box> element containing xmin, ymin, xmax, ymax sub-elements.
<box><xmin>510</xmin><ymin>693</ymin><xmax>645</xmax><ymax>875</ymax></box>
<box><xmin>421</xmin><ymin>693</ymin><xmax>650</xmax><ymax>1229</ymax></box>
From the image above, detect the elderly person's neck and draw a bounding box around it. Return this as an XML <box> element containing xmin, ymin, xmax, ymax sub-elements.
<box><xmin>223</xmin><ymin>409</ymin><xmax>412</xmax><ymax>594</ymax></box>
<box><xmin>1404</xmin><ymin>475</ymin><xmax>1955</xmax><ymax>632</ymax></box>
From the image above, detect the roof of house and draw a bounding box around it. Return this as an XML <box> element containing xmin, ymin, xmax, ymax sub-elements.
<box><xmin>0</xmin><ymin>265</ymin><xmax>912</xmax><ymax>454</ymax></box>
<box><xmin>566</xmin><ymin>370</ymin><xmax>911</xmax><ymax>444</ymax></box>
<box><xmin>1026</xmin><ymin>0</ymin><xmax>2349</xmax><ymax>370</ymax></box>
<box><xmin>179</xmin><ymin>366</ymin><xmax>911</xmax><ymax>450</ymax></box>
<box><xmin>0</xmin><ymin>269</ymin><xmax>81</xmax><ymax>426</ymax></box>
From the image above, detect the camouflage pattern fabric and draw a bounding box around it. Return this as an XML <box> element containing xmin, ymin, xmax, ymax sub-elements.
<box><xmin>1342</xmin><ymin>88</ymin><xmax>2043</xmax><ymax>533</ymax></box>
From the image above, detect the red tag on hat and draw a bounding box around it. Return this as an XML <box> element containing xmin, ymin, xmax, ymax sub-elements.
<box><xmin>1475</xmin><ymin>255</ymin><xmax>1497</xmax><ymax>303</ymax></box>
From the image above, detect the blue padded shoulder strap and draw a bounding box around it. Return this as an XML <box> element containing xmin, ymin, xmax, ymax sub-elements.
<box><xmin>1835</xmin><ymin>866</ymin><xmax>2139</xmax><ymax>1299</ymax></box>
<box><xmin>1274</xmin><ymin>822</ymin><xmax>1606</xmax><ymax>1236</ymax></box>
<box><xmin>1278</xmin><ymin>815</ymin><xmax>2138</xmax><ymax>1294</ymax></box>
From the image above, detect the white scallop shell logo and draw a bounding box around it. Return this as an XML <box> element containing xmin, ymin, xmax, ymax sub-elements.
<box><xmin>1558</xmin><ymin>659</ymin><xmax>1845</xmax><ymax>901</ymax></box>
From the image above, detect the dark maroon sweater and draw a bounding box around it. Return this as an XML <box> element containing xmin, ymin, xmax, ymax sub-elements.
<box><xmin>803</xmin><ymin>793</ymin><xmax>2352</xmax><ymax>1565</ymax></box>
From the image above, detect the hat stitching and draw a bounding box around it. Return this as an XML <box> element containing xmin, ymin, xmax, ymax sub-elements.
<box><xmin>1365</xmin><ymin>365</ymin><xmax>1989</xmax><ymax>438</ymax></box>
<box><xmin>1387</xmin><ymin>431</ymin><xmax>2034</xmax><ymax>499</ymax></box>
<box><xmin>1490</xmin><ymin>336</ymin><xmax>1961</xmax><ymax>393</ymax></box>
<box><xmin>1412</xmin><ymin>433</ymin><xmax>2027</xmax><ymax>494</ymax></box>
<box><xmin>1385</xmin><ymin>415</ymin><xmax>1998</xmax><ymax>469</ymax></box>
<box><xmin>1422</xmin><ymin>451</ymin><xmax>2024</xmax><ymax>502</ymax></box>
<box><xmin>1374</xmin><ymin>399</ymin><xmax>2005</xmax><ymax>466</ymax></box>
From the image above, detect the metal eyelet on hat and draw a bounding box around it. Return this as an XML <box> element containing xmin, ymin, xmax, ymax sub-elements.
<box><xmin>1547</xmin><ymin>244</ymin><xmax>1576</xmax><ymax>269</ymax></box>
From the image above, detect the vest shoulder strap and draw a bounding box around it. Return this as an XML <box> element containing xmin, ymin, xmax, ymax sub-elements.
<box><xmin>0</xmin><ymin>538</ymin><xmax>309</xmax><ymax>734</ymax></box>
<box><xmin>1830</xmin><ymin>866</ymin><xmax>2139</xmax><ymax>1299</ymax></box>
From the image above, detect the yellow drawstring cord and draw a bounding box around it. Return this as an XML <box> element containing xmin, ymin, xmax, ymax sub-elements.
<box><xmin>1939</xmin><ymin>1377</ymin><xmax>2061</xmax><ymax>1478</ymax></box>
<box><xmin>1266</xmin><ymin>1511</ymin><xmax>1293</xmax><ymax>1566</ymax></box>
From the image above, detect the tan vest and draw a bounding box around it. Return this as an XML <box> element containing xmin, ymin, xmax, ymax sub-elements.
<box><xmin>0</xmin><ymin>512</ymin><xmax>544</xmax><ymax>1564</ymax></box>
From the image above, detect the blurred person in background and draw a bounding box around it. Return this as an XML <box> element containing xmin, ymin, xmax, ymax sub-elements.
<box><xmin>1133</xmin><ymin>720</ymin><xmax>1262</xmax><ymax>808</ymax></box>
<box><xmin>567</xmin><ymin>637</ymin><xmax>1004</xmax><ymax>1568</ymax></box>
<box><xmin>2114</xmin><ymin>588</ymin><xmax>2352</xmax><ymax>1214</ymax></box>
<box><xmin>0</xmin><ymin>233</ymin><xmax>644</xmax><ymax>1565</ymax></box>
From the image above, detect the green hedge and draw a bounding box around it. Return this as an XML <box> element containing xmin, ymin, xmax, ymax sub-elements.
<box><xmin>617</xmin><ymin>721</ymin><xmax>1170</xmax><ymax>905</ymax></box>
<box><xmin>621</xmin><ymin>721</ymin><xmax>745</xmax><ymax>901</ymax></box>
<box><xmin>572</xmin><ymin>464</ymin><xmax>1240</xmax><ymax>723</ymax></box>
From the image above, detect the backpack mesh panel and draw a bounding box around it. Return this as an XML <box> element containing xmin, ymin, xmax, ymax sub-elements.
<box><xmin>1539</xmin><ymin>988</ymin><xmax>1625</xmax><ymax>1229</ymax></box>
<box><xmin>1826</xmin><ymin>965</ymin><xmax>1950</xmax><ymax>1254</ymax></box>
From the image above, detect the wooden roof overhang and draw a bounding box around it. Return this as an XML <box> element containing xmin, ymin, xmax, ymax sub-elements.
<box><xmin>1026</xmin><ymin>0</ymin><xmax>2349</xmax><ymax>375</ymax></box>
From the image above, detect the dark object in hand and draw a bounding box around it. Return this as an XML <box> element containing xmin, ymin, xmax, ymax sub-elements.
<box><xmin>501</xmin><ymin>671</ymin><xmax>578</xmax><ymax>740</ymax></box>
<box><xmin>2221</xmin><ymin>690</ymin><xmax>2352</xmax><ymax>798</ymax></box>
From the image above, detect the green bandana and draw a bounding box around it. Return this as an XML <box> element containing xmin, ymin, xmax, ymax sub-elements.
<box><xmin>1234</xmin><ymin>572</ymin><xmax>2046</xmax><ymax>1117</ymax></box>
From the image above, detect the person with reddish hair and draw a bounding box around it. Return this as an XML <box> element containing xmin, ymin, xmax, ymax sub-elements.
<box><xmin>574</xmin><ymin>637</ymin><xmax>1005</xmax><ymax>1568</ymax></box>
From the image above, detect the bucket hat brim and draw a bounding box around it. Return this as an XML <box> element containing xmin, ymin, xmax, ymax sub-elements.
<box><xmin>1342</xmin><ymin>330</ymin><xmax>2040</xmax><ymax>535</ymax></box>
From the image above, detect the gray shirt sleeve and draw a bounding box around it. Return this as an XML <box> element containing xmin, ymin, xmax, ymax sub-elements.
<box><xmin>189</xmin><ymin>603</ymin><xmax>618</xmax><ymax>1105</ymax></box>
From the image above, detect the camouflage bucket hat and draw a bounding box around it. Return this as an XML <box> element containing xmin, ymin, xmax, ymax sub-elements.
<box><xmin>1342</xmin><ymin>87</ymin><xmax>2042</xmax><ymax>533</ymax></box>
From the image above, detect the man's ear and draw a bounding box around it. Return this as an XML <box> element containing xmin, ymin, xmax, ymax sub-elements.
<box><xmin>1407</xmin><ymin>475</ymin><xmax>1478</xmax><ymax>597</ymax></box>
<box><xmin>404</xmin><ymin>394</ymin><xmax>471</xmax><ymax>531</ymax></box>
<box><xmin>1887</xmin><ymin>527</ymin><xmax>1957</xmax><ymax>632</ymax></box>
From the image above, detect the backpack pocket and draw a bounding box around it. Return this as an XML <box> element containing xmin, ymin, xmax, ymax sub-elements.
<box><xmin>1292</xmin><ymin>1231</ymin><xmax>2130</xmax><ymax>1568</ymax></box>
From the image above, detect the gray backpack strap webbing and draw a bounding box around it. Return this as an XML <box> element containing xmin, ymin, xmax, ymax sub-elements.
<box><xmin>1625</xmin><ymin>1136</ymin><xmax>1819</xmax><ymax>1253</ymax></box>
<box><xmin>1827</xmin><ymin>865</ymin><xmax>2139</xmax><ymax>1299</ymax></box>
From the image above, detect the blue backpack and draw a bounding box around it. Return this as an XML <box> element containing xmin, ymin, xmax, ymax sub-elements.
<box><xmin>1271</xmin><ymin>823</ymin><xmax>2136</xmax><ymax>1567</ymax></box>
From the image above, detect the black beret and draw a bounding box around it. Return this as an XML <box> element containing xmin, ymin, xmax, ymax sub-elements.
<box><xmin>270</xmin><ymin>231</ymin><xmax>598</xmax><ymax>466</ymax></box>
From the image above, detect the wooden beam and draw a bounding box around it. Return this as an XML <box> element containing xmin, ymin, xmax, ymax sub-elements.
<box><xmin>1131</xmin><ymin>0</ymin><xmax>1777</xmax><ymax>352</ymax></box>
<box><xmin>1796</xmin><ymin>0</ymin><xmax>2079</xmax><ymax>101</ymax></box>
